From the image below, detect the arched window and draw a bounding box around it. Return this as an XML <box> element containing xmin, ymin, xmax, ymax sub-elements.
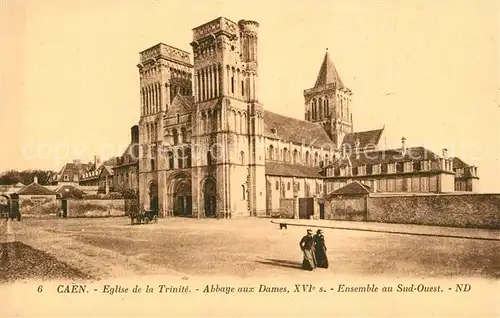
<box><xmin>181</xmin><ymin>127</ymin><xmax>187</xmax><ymax>144</ymax></box>
<box><xmin>177</xmin><ymin>114</ymin><xmax>180</xmax><ymax>123</ymax></box>
<box><xmin>318</xmin><ymin>97</ymin><xmax>323</xmax><ymax>118</ymax></box>
<box><xmin>324</xmin><ymin>99</ymin><xmax>328</xmax><ymax>117</ymax></box>
<box><xmin>324</xmin><ymin>154</ymin><xmax>329</xmax><ymax>166</ymax></box>
<box><xmin>240</xmin><ymin>151</ymin><xmax>245</xmax><ymax>165</ymax></box>
<box><xmin>314</xmin><ymin>152</ymin><xmax>319</xmax><ymax>167</ymax></box>
<box><xmin>185</xmin><ymin>147</ymin><xmax>191</xmax><ymax>168</ymax></box>
<box><xmin>283</xmin><ymin>148</ymin><xmax>289</xmax><ymax>163</ymax></box>
<box><xmin>305</xmin><ymin>151</ymin><xmax>310</xmax><ymax>166</ymax></box>
<box><xmin>242</xmin><ymin>185</ymin><xmax>246</xmax><ymax>200</ymax></box>
<box><xmin>207</xmin><ymin>151</ymin><xmax>213</xmax><ymax>165</ymax></box>
<box><xmin>177</xmin><ymin>149</ymin><xmax>183</xmax><ymax>169</ymax></box>
<box><xmin>167</xmin><ymin>151</ymin><xmax>174</xmax><ymax>169</ymax></box>
<box><xmin>172</xmin><ymin>129</ymin><xmax>179</xmax><ymax>145</ymax></box>
<box><xmin>150</xmin><ymin>159</ymin><xmax>156</xmax><ymax>171</ymax></box>
<box><xmin>292</xmin><ymin>149</ymin><xmax>298</xmax><ymax>164</ymax></box>
<box><xmin>275</xmin><ymin>181</ymin><xmax>279</xmax><ymax>190</ymax></box>
<box><xmin>268</xmin><ymin>145</ymin><xmax>274</xmax><ymax>160</ymax></box>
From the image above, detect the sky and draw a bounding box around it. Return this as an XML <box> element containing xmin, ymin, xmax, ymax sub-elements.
<box><xmin>1</xmin><ymin>0</ymin><xmax>499</xmax><ymax>192</ymax></box>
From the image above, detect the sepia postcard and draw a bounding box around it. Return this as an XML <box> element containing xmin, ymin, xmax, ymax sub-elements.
<box><xmin>0</xmin><ymin>0</ymin><xmax>499</xmax><ymax>317</ymax></box>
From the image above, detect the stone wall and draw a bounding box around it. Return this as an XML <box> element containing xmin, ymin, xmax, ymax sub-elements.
<box><xmin>324</xmin><ymin>196</ymin><xmax>367</xmax><ymax>221</ymax></box>
<box><xmin>66</xmin><ymin>199</ymin><xmax>126</xmax><ymax>218</ymax></box>
<box><xmin>19</xmin><ymin>195</ymin><xmax>58</xmax><ymax>217</ymax></box>
<box><xmin>367</xmin><ymin>193</ymin><xmax>500</xmax><ymax>229</ymax></box>
<box><xmin>278</xmin><ymin>198</ymin><xmax>296</xmax><ymax>218</ymax></box>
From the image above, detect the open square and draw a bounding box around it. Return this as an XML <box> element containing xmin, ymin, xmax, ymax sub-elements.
<box><xmin>2</xmin><ymin>217</ymin><xmax>499</xmax><ymax>283</ymax></box>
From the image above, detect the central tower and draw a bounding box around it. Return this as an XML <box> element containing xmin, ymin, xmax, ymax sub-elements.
<box><xmin>190</xmin><ymin>17</ymin><xmax>266</xmax><ymax>218</ymax></box>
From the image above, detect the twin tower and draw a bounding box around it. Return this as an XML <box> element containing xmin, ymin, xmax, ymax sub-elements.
<box><xmin>136</xmin><ymin>17</ymin><xmax>353</xmax><ymax>218</ymax></box>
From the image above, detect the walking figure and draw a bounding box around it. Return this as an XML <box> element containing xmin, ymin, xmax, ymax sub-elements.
<box><xmin>314</xmin><ymin>229</ymin><xmax>328</xmax><ymax>269</ymax></box>
<box><xmin>299</xmin><ymin>229</ymin><xmax>316</xmax><ymax>271</ymax></box>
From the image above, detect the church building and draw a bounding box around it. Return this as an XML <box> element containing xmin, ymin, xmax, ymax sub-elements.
<box><xmin>136</xmin><ymin>16</ymin><xmax>477</xmax><ymax>219</ymax></box>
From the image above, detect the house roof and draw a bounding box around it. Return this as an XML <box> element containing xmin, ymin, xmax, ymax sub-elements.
<box><xmin>17</xmin><ymin>182</ymin><xmax>57</xmax><ymax>196</ymax></box>
<box><xmin>55</xmin><ymin>162</ymin><xmax>92</xmax><ymax>181</ymax></box>
<box><xmin>451</xmin><ymin>157</ymin><xmax>471</xmax><ymax>169</ymax></box>
<box><xmin>328</xmin><ymin>181</ymin><xmax>371</xmax><ymax>196</ymax></box>
<box><xmin>265</xmin><ymin>161</ymin><xmax>323</xmax><ymax>178</ymax></box>
<box><xmin>314</xmin><ymin>51</ymin><xmax>344</xmax><ymax>89</ymax></box>
<box><xmin>55</xmin><ymin>184</ymin><xmax>85</xmax><ymax>198</ymax></box>
<box><xmin>329</xmin><ymin>146</ymin><xmax>441</xmax><ymax>168</ymax></box>
<box><xmin>342</xmin><ymin>128</ymin><xmax>384</xmax><ymax>151</ymax></box>
<box><xmin>263</xmin><ymin>110</ymin><xmax>336</xmax><ymax>149</ymax></box>
<box><xmin>100</xmin><ymin>165</ymin><xmax>114</xmax><ymax>176</ymax></box>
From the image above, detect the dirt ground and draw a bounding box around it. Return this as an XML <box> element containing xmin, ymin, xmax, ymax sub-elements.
<box><xmin>1</xmin><ymin>217</ymin><xmax>499</xmax><ymax>282</ymax></box>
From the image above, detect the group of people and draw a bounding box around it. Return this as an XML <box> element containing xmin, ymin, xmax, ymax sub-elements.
<box><xmin>299</xmin><ymin>229</ymin><xmax>328</xmax><ymax>271</ymax></box>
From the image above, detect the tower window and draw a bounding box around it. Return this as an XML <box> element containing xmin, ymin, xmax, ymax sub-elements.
<box><xmin>242</xmin><ymin>185</ymin><xmax>246</xmax><ymax>200</ymax></box>
<box><xmin>231</xmin><ymin>77</ymin><xmax>234</xmax><ymax>94</ymax></box>
<box><xmin>150</xmin><ymin>159</ymin><xmax>156</xmax><ymax>171</ymax></box>
<box><xmin>241</xmin><ymin>81</ymin><xmax>244</xmax><ymax>96</ymax></box>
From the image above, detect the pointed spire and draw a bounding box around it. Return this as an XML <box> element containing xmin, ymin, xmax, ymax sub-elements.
<box><xmin>314</xmin><ymin>50</ymin><xmax>344</xmax><ymax>89</ymax></box>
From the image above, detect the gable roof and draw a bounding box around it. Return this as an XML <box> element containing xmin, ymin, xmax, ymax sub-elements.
<box><xmin>328</xmin><ymin>181</ymin><xmax>371</xmax><ymax>196</ymax></box>
<box><xmin>18</xmin><ymin>182</ymin><xmax>57</xmax><ymax>196</ymax></box>
<box><xmin>167</xmin><ymin>94</ymin><xmax>194</xmax><ymax>115</ymax></box>
<box><xmin>263</xmin><ymin>110</ymin><xmax>336</xmax><ymax>149</ymax></box>
<box><xmin>265</xmin><ymin>162</ymin><xmax>323</xmax><ymax>178</ymax></box>
<box><xmin>342</xmin><ymin>128</ymin><xmax>384</xmax><ymax>151</ymax></box>
<box><xmin>55</xmin><ymin>184</ymin><xmax>86</xmax><ymax>199</ymax></box>
<box><xmin>314</xmin><ymin>51</ymin><xmax>344</xmax><ymax>89</ymax></box>
<box><xmin>330</xmin><ymin>146</ymin><xmax>441</xmax><ymax>168</ymax></box>
<box><xmin>99</xmin><ymin>165</ymin><xmax>114</xmax><ymax>177</ymax></box>
<box><xmin>451</xmin><ymin>157</ymin><xmax>470</xmax><ymax>169</ymax></box>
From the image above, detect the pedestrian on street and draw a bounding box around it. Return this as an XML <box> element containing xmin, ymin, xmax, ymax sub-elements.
<box><xmin>314</xmin><ymin>229</ymin><xmax>328</xmax><ymax>269</ymax></box>
<box><xmin>299</xmin><ymin>229</ymin><xmax>316</xmax><ymax>271</ymax></box>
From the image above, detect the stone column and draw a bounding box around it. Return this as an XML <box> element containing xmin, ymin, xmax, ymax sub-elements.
<box><xmin>312</xmin><ymin>194</ymin><xmax>319</xmax><ymax>219</ymax></box>
<box><xmin>293</xmin><ymin>195</ymin><xmax>299</xmax><ymax>219</ymax></box>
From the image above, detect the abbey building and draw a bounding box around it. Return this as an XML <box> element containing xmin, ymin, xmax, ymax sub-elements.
<box><xmin>136</xmin><ymin>16</ymin><xmax>479</xmax><ymax>219</ymax></box>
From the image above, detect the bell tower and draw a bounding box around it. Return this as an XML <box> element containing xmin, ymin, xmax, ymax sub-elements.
<box><xmin>190</xmin><ymin>17</ymin><xmax>266</xmax><ymax>218</ymax></box>
<box><xmin>304</xmin><ymin>50</ymin><xmax>353</xmax><ymax>149</ymax></box>
<box><xmin>137</xmin><ymin>43</ymin><xmax>193</xmax><ymax>213</ymax></box>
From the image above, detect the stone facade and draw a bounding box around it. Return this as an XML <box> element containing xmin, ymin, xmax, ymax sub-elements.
<box><xmin>136</xmin><ymin>16</ymin><xmax>480</xmax><ymax>219</ymax></box>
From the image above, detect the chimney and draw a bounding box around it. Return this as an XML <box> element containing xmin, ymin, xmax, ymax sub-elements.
<box><xmin>131</xmin><ymin>125</ymin><xmax>139</xmax><ymax>144</ymax></box>
<box><xmin>355</xmin><ymin>138</ymin><xmax>360</xmax><ymax>159</ymax></box>
<box><xmin>401</xmin><ymin>137</ymin><xmax>407</xmax><ymax>156</ymax></box>
<box><xmin>33</xmin><ymin>176</ymin><xmax>38</xmax><ymax>184</ymax></box>
<box><xmin>94</xmin><ymin>155</ymin><xmax>101</xmax><ymax>168</ymax></box>
<box><xmin>442</xmin><ymin>148</ymin><xmax>448</xmax><ymax>159</ymax></box>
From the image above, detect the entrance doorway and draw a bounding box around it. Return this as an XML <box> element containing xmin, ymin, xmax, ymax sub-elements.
<box><xmin>149</xmin><ymin>182</ymin><xmax>159</xmax><ymax>212</ymax></box>
<box><xmin>299</xmin><ymin>198</ymin><xmax>314</xmax><ymax>219</ymax></box>
<box><xmin>173</xmin><ymin>180</ymin><xmax>192</xmax><ymax>217</ymax></box>
<box><xmin>204</xmin><ymin>178</ymin><xmax>217</xmax><ymax>217</ymax></box>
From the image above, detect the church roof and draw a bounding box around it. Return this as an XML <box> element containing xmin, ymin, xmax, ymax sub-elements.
<box><xmin>265</xmin><ymin>161</ymin><xmax>323</xmax><ymax>178</ymax></box>
<box><xmin>263</xmin><ymin>110</ymin><xmax>335</xmax><ymax>149</ymax></box>
<box><xmin>342</xmin><ymin>128</ymin><xmax>384</xmax><ymax>151</ymax></box>
<box><xmin>314</xmin><ymin>51</ymin><xmax>344</xmax><ymax>89</ymax></box>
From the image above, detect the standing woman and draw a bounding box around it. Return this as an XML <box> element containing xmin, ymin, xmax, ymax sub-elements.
<box><xmin>299</xmin><ymin>229</ymin><xmax>316</xmax><ymax>271</ymax></box>
<box><xmin>314</xmin><ymin>229</ymin><xmax>328</xmax><ymax>269</ymax></box>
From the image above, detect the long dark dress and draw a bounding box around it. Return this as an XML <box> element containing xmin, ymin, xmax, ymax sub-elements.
<box><xmin>313</xmin><ymin>234</ymin><xmax>328</xmax><ymax>268</ymax></box>
<box><xmin>299</xmin><ymin>235</ymin><xmax>316</xmax><ymax>270</ymax></box>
